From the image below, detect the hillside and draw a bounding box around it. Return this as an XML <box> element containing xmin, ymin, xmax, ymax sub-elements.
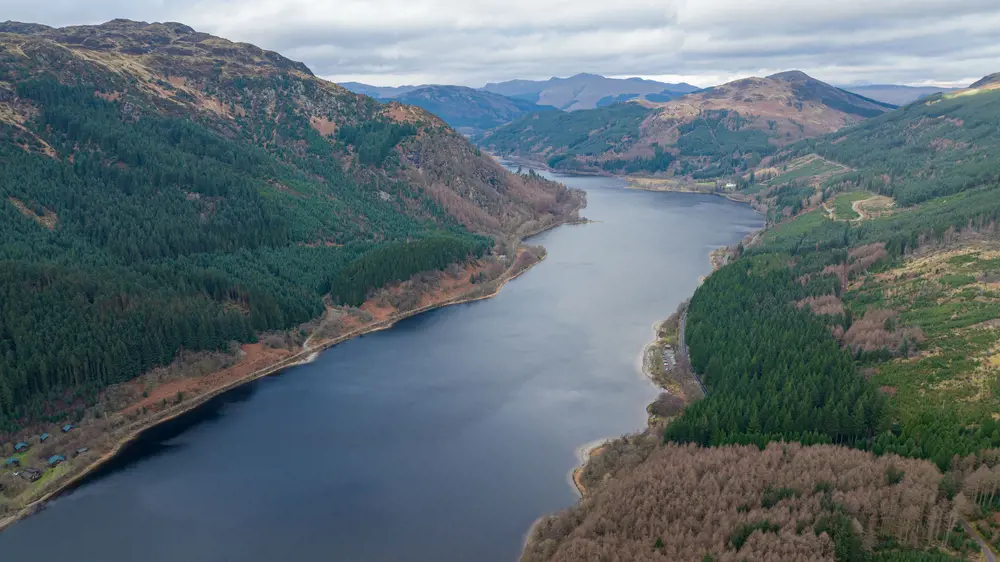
<box><xmin>0</xmin><ymin>19</ymin><xmax>582</xmax><ymax>431</ymax></box>
<box><xmin>391</xmin><ymin>85</ymin><xmax>556</xmax><ymax>135</ymax></box>
<box><xmin>481</xmin><ymin>73</ymin><xmax>697</xmax><ymax>111</ymax></box>
<box><xmin>841</xmin><ymin>84</ymin><xmax>962</xmax><ymax>106</ymax></box>
<box><xmin>480</xmin><ymin>70</ymin><xmax>893</xmax><ymax>178</ymax></box>
<box><xmin>765</xmin><ymin>77</ymin><xmax>1000</xmax><ymax>211</ymax></box>
<box><xmin>526</xmin><ymin>76</ymin><xmax>1000</xmax><ymax>561</ymax></box>
<box><xmin>969</xmin><ymin>73</ymin><xmax>1000</xmax><ymax>89</ymax></box>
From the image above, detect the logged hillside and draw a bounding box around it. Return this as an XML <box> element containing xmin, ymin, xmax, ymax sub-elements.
<box><xmin>0</xmin><ymin>19</ymin><xmax>582</xmax><ymax>430</ymax></box>
<box><xmin>480</xmin><ymin>71</ymin><xmax>892</xmax><ymax>179</ymax></box>
<box><xmin>392</xmin><ymin>85</ymin><xmax>556</xmax><ymax>135</ymax></box>
<box><xmin>526</xmin><ymin>73</ymin><xmax>1000</xmax><ymax>562</ymax></box>
<box><xmin>668</xmin><ymin>72</ymin><xmax>1000</xmax><ymax>467</ymax></box>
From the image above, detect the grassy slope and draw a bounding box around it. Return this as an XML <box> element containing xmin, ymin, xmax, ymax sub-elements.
<box><xmin>832</xmin><ymin>192</ymin><xmax>872</xmax><ymax>219</ymax></box>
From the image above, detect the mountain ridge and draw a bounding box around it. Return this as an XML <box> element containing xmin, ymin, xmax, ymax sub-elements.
<box><xmin>482</xmin><ymin>72</ymin><xmax>698</xmax><ymax>110</ymax></box>
<box><xmin>0</xmin><ymin>19</ymin><xmax>582</xmax><ymax>432</ymax></box>
<box><xmin>480</xmin><ymin>70</ymin><xmax>892</xmax><ymax>178</ymax></box>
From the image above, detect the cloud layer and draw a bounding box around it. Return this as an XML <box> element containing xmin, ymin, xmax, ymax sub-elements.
<box><xmin>3</xmin><ymin>0</ymin><xmax>999</xmax><ymax>87</ymax></box>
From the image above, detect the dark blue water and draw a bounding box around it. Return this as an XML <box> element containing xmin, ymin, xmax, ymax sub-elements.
<box><xmin>0</xmin><ymin>173</ymin><xmax>761</xmax><ymax>561</ymax></box>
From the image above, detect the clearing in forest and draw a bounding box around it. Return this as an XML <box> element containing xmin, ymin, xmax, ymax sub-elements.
<box><xmin>844</xmin><ymin>242</ymin><xmax>1000</xmax><ymax>467</ymax></box>
<box><xmin>830</xmin><ymin>191</ymin><xmax>872</xmax><ymax>220</ymax></box>
<box><xmin>751</xmin><ymin>155</ymin><xmax>849</xmax><ymax>193</ymax></box>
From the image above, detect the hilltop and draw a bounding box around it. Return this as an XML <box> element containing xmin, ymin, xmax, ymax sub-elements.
<box><xmin>969</xmin><ymin>72</ymin><xmax>1000</xmax><ymax>89</ymax></box>
<box><xmin>480</xmin><ymin>70</ymin><xmax>893</xmax><ymax>178</ymax></box>
<box><xmin>482</xmin><ymin>73</ymin><xmax>697</xmax><ymax>111</ymax></box>
<box><xmin>0</xmin><ymin>19</ymin><xmax>582</xmax><ymax>432</ymax></box>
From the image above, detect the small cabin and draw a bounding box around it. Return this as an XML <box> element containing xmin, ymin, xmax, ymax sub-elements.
<box><xmin>21</xmin><ymin>468</ymin><xmax>41</xmax><ymax>482</ymax></box>
<box><xmin>14</xmin><ymin>442</ymin><xmax>29</xmax><ymax>452</ymax></box>
<box><xmin>39</xmin><ymin>433</ymin><xmax>50</xmax><ymax>442</ymax></box>
<box><xmin>4</xmin><ymin>457</ymin><xmax>19</xmax><ymax>468</ymax></box>
<box><xmin>73</xmin><ymin>447</ymin><xmax>89</xmax><ymax>457</ymax></box>
<box><xmin>47</xmin><ymin>455</ymin><xmax>66</xmax><ymax>466</ymax></box>
<box><xmin>62</xmin><ymin>424</ymin><xmax>74</xmax><ymax>433</ymax></box>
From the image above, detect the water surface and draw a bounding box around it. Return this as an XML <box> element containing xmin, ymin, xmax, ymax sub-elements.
<box><xmin>0</xmin><ymin>172</ymin><xmax>761</xmax><ymax>561</ymax></box>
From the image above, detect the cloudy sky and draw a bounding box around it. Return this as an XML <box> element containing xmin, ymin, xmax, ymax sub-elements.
<box><xmin>3</xmin><ymin>0</ymin><xmax>999</xmax><ymax>88</ymax></box>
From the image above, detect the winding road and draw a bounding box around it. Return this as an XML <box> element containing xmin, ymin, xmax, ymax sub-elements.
<box><xmin>962</xmin><ymin>519</ymin><xmax>998</xmax><ymax>562</ymax></box>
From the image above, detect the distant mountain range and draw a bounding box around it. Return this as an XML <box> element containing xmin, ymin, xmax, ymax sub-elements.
<box><xmin>342</xmin><ymin>73</ymin><xmax>698</xmax><ymax>112</ymax></box>
<box><xmin>341</xmin><ymin>73</ymin><xmax>974</xmax><ymax>139</ymax></box>
<box><xmin>839</xmin><ymin>84</ymin><xmax>962</xmax><ymax>105</ymax></box>
<box><xmin>339</xmin><ymin>82</ymin><xmax>422</xmax><ymax>100</ymax></box>
<box><xmin>479</xmin><ymin>70</ymin><xmax>894</xmax><ymax>178</ymax></box>
<box><xmin>481</xmin><ymin>73</ymin><xmax>698</xmax><ymax>111</ymax></box>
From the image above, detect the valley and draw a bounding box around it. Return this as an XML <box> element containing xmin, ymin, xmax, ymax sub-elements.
<box><xmin>1</xmin><ymin>10</ymin><xmax>1000</xmax><ymax>562</ymax></box>
<box><xmin>525</xmin><ymin>75</ymin><xmax>1000</xmax><ymax>562</ymax></box>
<box><xmin>0</xmin><ymin>170</ymin><xmax>762</xmax><ymax>562</ymax></box>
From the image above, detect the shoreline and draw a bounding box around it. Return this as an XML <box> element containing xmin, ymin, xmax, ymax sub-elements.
<box><xmin>625</xmin><ymin>181</ymin><xmax>752</xmax><ymax>205</ymax></box>
<box><xmin>495</xmin><ymin>154</ymin><xmax>754</xmax><ymax>206</ymax></box>
<box><xmin>556</xmin><ymin>192</ymin><xmax>762</xmax><ymax>503</ymax></box>
<box><xmin>0</xmin><ymin>210</ymin><xmax>580</xmax><ymax>532</ymax></box>
<box><xmin>568</xmin><ymin>438</ymin><xmax>610</xmax><ymax>497</ymax></box>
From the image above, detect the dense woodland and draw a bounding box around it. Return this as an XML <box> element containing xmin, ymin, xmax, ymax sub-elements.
<box><xmin>667</xmin><ymin>91</ymin><xmax>1000</xmax><ymax>466</ymax></box>
<box><xmin>0</xmin><ymin>79</ymin><xmax>487</xmax><ymax>429</ymax></box>
<box><xmin>780</xmin><ymin>89</ymin><xmax>1000</xmax><ymax>206</ymax></box>
<box><xmin>667</xmin><ymin>256</ymin><xmax>885</xmax><ymax>449</ymax></box>
<box><xmin>0</xmin><ymin>23</ymin><xmax>577</xmax><ymax>432</ymax></box>
<box><xmin>478</xmin><ymin>102</ymin><xmax>654</xmax><ymax>170</ymax></box>
<box><xmin>525</xmin><ymin>443</ymin><xmax>962</xmax><ymax>562</ymax></box>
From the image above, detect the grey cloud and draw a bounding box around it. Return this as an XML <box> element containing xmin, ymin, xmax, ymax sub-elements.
<box><xmin>2</xmin><ymin>0</ymin><xmax>999</xmax><ymax>87</ymax></box>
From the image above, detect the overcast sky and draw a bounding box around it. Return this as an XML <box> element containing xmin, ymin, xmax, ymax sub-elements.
<box><xmin>3</xmin><ymin>0</ymin><xmax>999</xmax><ymax>88</ymax></box>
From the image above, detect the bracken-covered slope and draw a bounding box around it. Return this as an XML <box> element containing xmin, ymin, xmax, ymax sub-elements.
<box><xmin>480</xmin><ymin>71</ymin><xmax>893</xmax><ymax>179</ymax></box>
<box><xmin>0</xmin><ymin>19</ymin><xmax>582</xmax><ymax>428</ymax></box>
<box><xmin>391</xmin><ymin>85</ymin><xmax>557</xmax><ymax>135</ymax></box>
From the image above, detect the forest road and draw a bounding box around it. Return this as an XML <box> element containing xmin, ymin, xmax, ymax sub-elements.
<box><xmin>962</xmin><ymin>519</ymin><xmax>998</xmax><ymax>562</ymax></box>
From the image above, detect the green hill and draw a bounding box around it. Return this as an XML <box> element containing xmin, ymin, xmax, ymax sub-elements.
<box><xmin>0</xmin><ymin>19</ymin><xmax>581</xmax><ymax>429</ymax></box>
<box><xmin>525</xmin><ymin>73</ymin><xmax>1000</xmax><ymax>562</ymax></box>
<box><xmin>678</xmin><ymin>76</ymin><xmax>1000</xmax><ymax>466</ymax></box>
<box><xmin>479</xmin><ymin>71</ymin><xmax>892</xmax><ymax>178</ymax></box>
<box><xmin>392</xmin><ymin>85</ymin><xmax>556</xmax><ymax>134</ymax></box>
